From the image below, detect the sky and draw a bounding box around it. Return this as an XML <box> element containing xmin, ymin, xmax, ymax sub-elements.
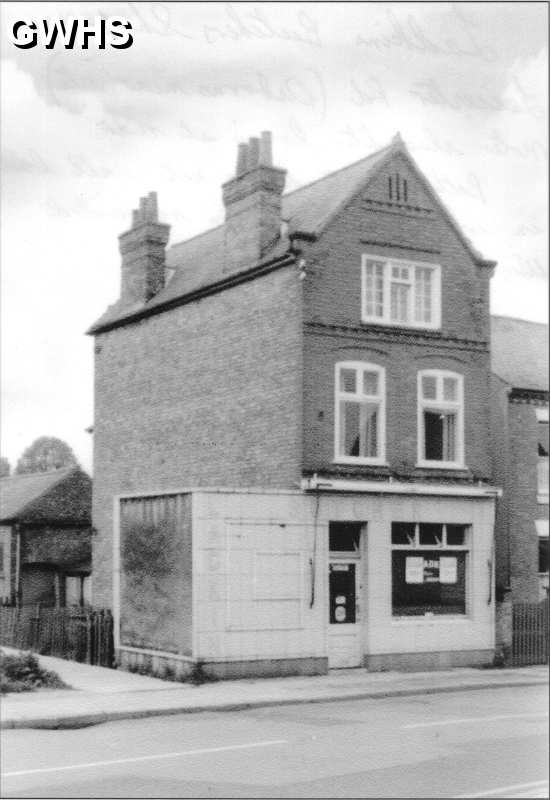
<box><xmin>1</xmin><ymin>1</ymin><xmax>548</xmax><ymax>475</ymax></box>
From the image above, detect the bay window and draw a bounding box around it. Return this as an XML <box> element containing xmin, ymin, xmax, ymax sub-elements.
<box><xmin>335</xmin><ymin>362</ymin><xmax>385</xmax><ymax>464</ymax></box>
<box><xmin>362</xmin><ymin>255</ymin><xmax>441</xmax><ymax>329</ymax></box>
<box><xmin>418</xmin><ymin>370</ymin><xmax>464</xmax><ymax>468</ymax></box>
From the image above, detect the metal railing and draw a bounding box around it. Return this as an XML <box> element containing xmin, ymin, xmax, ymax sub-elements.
<box><xmin>512</xmin><ymin>599</ymin><xmax>549</xmax><ymax>666</ymax></box>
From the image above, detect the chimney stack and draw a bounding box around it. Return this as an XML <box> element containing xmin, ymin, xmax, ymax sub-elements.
<box><xmin>222</xmin><ymin>131</ymin><xmax>286</xmax><ymax>272</ymax></box>
<box><xmin>118</xmin><ymin>191</ymin><xmax>171</xmax><ymax>304</ymax></box>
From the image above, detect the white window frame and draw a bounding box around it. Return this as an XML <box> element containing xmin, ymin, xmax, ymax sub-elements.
<box><xmin>361</xmin><ymin>254</ymin><xmax>441</xmax><ymax>330</ymax></box>
<box><xmin>537</xmin><ymin>407</ymin><xmax>549</xmax><ymax>504</ymax></box>
<box><xmin>417</xmin><ymin>370</ymin><xmax>465</xmax><ymax>469</ymax></box>
<box><xmin>334</xmin><ymin>362</ymin><xmax>386</xmax><ymax>465</ymax></box>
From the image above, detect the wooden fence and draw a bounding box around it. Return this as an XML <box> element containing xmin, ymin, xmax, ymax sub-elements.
<box><xmin>0</xmin><ymin>606</ymin><xmax>114</xmax><ymax>667</ymax></box>
<box><xmin>512</xmin><ymin>599</ymin><xmax>549</xmax><ymax>666</ymax></box>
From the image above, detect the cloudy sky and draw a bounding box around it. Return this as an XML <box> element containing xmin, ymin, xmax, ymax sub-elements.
<box><xmin>1</xmin><ymin>1</ymin><xmax>548</xmax><ymax>474</ymax></box>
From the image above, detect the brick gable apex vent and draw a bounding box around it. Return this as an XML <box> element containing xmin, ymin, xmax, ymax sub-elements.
<box><xmin>222</xmin><ymin>131</ymin><xmax>287</xmax><ymax>272</ymax></box>
<box><xmin>119</xmin><ymin>191</ymin><xmax>171</xmax><ymax>305</ymax></box>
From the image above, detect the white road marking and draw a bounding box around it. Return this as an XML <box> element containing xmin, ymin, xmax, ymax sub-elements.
<box><xmin>2</xmin><ymin>738</ymin><xmax>287</xmax><ymax>779</ymax></box>
<box><xmin>455</xmin><ymin>779</ymin><xmax>549</xmax><ymax>798</ymax></box>
<box><xmin>402</xmin><ymin>712</ymin><xmax>548</xmax><ymax>729</ymax></box>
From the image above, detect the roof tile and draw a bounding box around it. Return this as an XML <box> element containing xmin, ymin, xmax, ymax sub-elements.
<box><xmin>491</xmin><ymin>315</ymin><xmax>549</xmax><ymax>392</ymax></box>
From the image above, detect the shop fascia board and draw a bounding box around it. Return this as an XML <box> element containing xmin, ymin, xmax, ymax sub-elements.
<box><xmin>301</xmin><ymin>476</ymin><xmax>502</xmax><ymax>498</ymax></box>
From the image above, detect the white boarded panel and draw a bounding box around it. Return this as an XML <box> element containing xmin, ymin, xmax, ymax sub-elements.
<box><xmin>227</xmin><ymin>600</ymin><xmax>303</xmax><ymax>631</ymax></box>
<box><xmin>225</xmin><ymin>522</ymin><xmax>306</xmax><ymax>631</ymax></box>
<box><xmin>225</xmin><ymin>521</ymin><xmax>307</xmax><ymax>551</ymax></box>
<box><xmin>254</xmin><ymin>552</ymin><xmax>303</xmax><ymax>600</ymax></box>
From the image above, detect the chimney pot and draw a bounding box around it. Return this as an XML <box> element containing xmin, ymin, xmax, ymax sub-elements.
<box><xmin>236</xmin><ymin>143</ymin><xmax>248</xmax><ymax>176</ymax></box>
<box><xmin>247</xmin><ymin>137</ymin><xmax>260</xmax><ymax>170</ymax></box>
<box><xmin>259</xmin><ymin>131</ymin><xmax>272</xmax><ymax>166</ymax></box>
<box><xmin>119</xmin><ymin>192</ymin><xmax>170</xmax><ymax>304</ymax></box>
<box><xmin>147</xmin><ymin>191</ymin><xmax>158</xmax><ymax>222</ymax></box>
<box><xmin>222</xmin><ymin>131</ymin><xmax>286</xmax><ymax>272</ymax></box>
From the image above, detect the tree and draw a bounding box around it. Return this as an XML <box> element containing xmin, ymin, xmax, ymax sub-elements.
<box><xmin>15</xmin><ymin>437</ymin><xmax>78</xmax><ymax>474</ymax></box>
<box><xmin>0</xmin><ymin>457</ymin><xmax>10</xmax><ymax>478</ymax></box>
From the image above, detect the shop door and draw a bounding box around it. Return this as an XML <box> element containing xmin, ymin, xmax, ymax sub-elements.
<box><xmin>328</xmin><ymin>561</ymin><xmax>361</xmax><ymax>668</ymax></box>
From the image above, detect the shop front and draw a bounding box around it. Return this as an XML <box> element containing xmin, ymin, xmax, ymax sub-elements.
<box><xmin>114</xmin><ymin>484</ymin><xmax>499</xmax><ymax>678</ymax></box>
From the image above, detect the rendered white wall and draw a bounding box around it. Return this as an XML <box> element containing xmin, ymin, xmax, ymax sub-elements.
<box><xmin>192</xmin><ymin>490</ymin><xmax>495</xmax><ymax>662</ymax></box>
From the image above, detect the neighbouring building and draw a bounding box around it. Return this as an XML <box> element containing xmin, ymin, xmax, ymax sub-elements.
<box><xmin>89</xmin><ymin>132</ymin><xmax>501</xmax><ymax>678</ymax></box>
<box><xmin>0</xmin><ymin>467</ymin><xmax>92</xmax><ymax>607</ymax></box>
<box><xmin>491</xmin><ymin>315</ymin><xmax>549</xmax><ymax>604</ymax></box>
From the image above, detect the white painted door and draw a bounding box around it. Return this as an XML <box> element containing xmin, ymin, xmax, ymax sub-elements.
<box><xmin>328</xmin><ymin>561</ymin><xmax>362</xmax><ymax>668</ymax></box>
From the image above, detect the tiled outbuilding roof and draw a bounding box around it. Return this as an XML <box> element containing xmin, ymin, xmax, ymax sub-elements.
<box><xmin>0</xmin><ymin>466</ymin><xmax>92</xmax><ymax>524</ymax></box>
<box><xmin>491</xmin><ymin>315</ymin><xmax>549</xmax><ymax>392</ymax></box>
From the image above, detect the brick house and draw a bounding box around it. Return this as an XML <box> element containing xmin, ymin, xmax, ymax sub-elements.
<box><xmin>491</xmin><ymin>315</ymin><xmax>549</xmax><ymax>604</ymax></box>
<box><xmin>0</xmin><ymin>466</ymin><xmax>92</xmax><ymax>607</ymax></box>
<box><xmin>89</xmin><ymin>132</ymin><xmax>501</xmax><ymax>677</ymax></box>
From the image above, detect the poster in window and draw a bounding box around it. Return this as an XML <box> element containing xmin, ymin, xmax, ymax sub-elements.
<box><xmin>335</xmin><ymin>605</ymin><xmax>347</xmax><ymax>622</ymax></box>
<box><xmin>439</xmin><ymin>557</ymin><xmax>457</xmax><ymax>584</ymax></box>
<box><xmin>406</xmin><ymin>556</ymin><xmax>424</xmax><ymax>583</ymax></box>
<box><xmin>423</xmin><ymin>558</ymin><xmax>439</xmax><ymax>583</ymax></box>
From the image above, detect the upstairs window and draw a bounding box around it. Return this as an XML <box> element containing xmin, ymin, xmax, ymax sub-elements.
<box><xmin>537</xmin><ymin>409</ymin><xmax>549</xmax><ymax>503</ymax></box>
<box><xmin>418</xmin><ymin>371</ymin><xmax>464</xmax><ymax>468</ymax></box>
<box><xmin>361</xmin><ymin>255</ymin><xmax>441</xmax><ymax>329</ymax></box>
<box><xmin>335</xmin><ymin>362</ymin><xmax>385</xmax><ymax>464</ymax></box>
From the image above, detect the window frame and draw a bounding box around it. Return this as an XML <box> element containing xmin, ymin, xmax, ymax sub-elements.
<box><xmin>417</xmin><ymin>369</ymin><xmax>465</xmax><ymax>469</ymax></box>
<box><xmin>361</xmin><ymin>254</ymin><xmax>442</xmax><ymax>330</ymax></box>
<box><xmin>334</xmin><ymin>361</ymin><xmax>386</xmax><ymax>466</ymax></box>
<box><xmin>64</xmin><ymin>573</ymin><xmax>91</xmax><ymax>607</ymax></box>
<box><xmin>391</xmin><ymin>523</ymin><xmax>471</xmax><ymax>618</ymax></box>
<box><xmin>537</xmin><ymin>409</ymin><xmax>549</xmax><ymax>504</ymax></box>
<box><xmin>538</xmin><ymin>533</ymin><xmax>549</xmax><ymax>576</ymax></box>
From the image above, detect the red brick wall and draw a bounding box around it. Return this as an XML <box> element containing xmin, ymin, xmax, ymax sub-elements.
<box><xmin>92</xmin><ymin>266</ymin><xmax>303</xmax><ymax>606</ymax></box>
<box><xmin>506</xmin><ymin>399</ymin><xmax>549</xmax><ymax>602</ymax></box>
<box><xmin>92</xmin><ymin>149</ymin><xmax>495</xmax><ymax>607</ymax></box>
<box><xmin>490</xmin><ymin>374</ymin><xmax>511</xmax><ymax>594</ymax></box>
<box><xmin>302</xmin><ymin>153</ymin><xmax>491</xmax><ymax>342</ymax></box>
<box><xmin>303</xmin><ymin>331</ymin><xmax>491</xmax><ymax>479</ymax></box>
<box><xmin>299</xmin><ymin>151</ymin><xmax>492</xmax><ymax>479</ymax></box>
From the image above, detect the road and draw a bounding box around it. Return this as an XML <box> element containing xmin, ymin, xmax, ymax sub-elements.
<box><xmin>1</xmin><ymin>684</ymin><xmax>548</xmax><ymax>798</ymax></box>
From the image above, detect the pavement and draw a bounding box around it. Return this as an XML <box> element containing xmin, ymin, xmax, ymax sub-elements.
<box><xmin>1</xmin><ymin>647</ymin><xmax>548</xmax><ymax>730</ymax></box>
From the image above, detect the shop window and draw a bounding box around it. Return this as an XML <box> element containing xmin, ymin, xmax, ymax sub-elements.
<box><xmin>391</xmin><ymin>522</ymin><xmax>469</xmax><ymax>616</ymax></box>
<box><xmin>329</xmin><ymin>522</ymin><xmax>363</xmax><ymax>553</ymax></box>
<box><xmin>418</xmin><ymin>371</ymin><xmax>464</xmax><ymax>468</ymax></box>
<box><xmin>335</xmin><ymin>362</ymin><xmax>385</xmax><ymax>464</ymax></box>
